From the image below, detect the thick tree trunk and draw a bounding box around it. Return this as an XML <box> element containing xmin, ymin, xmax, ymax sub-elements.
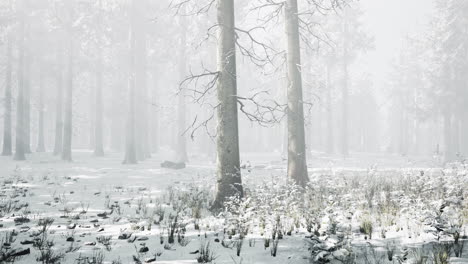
<box><xmin>2</xmin><ymin>33</ymin><xmax>13</xmax><ymax>156</ymax></box>
<box><xmin>326</xmin><ymin>62</ymin><xmax>333</xmax><ymax>155</ymax></box>
<box><xmin>62</xmin><ymin>2</ymin><xmax>74</xmax><ymax>162</ymax></box>
<box><xmin>134</xmin><ymin>0</ymin><xmax>149</xmax><ymax>161</ymax></box>
<box><xmin>176</xmin><ymin>14</ymin><xmax>188</xmax><ymax>163</ymax></box>
<box><xmin>53</xmin><ymin>43</ymin><xmax>64</xmax><ymax>155</ymax></box>
<box><xmin>212</xmin><ymin>0</ymin><xmax>243</xmax><ymax>210</ymax></box>
<box><xmin>285</xmin><ymin>0</ymin><xmax>309</xmax><ymax>187</ymax></box>
<box><xmin>14</xmin><ymin>2</ymin><xmax>26</xmax><ymax>161</ymax></box>
<box><xmin>36</xmin><ymin>67</ymin><xmax>45</xmax><ymax>152</ymax></box>
<box><xmin>123</xmin><ymin>0</ymin><xmax>138</xmax><ymax>164</ymax></box>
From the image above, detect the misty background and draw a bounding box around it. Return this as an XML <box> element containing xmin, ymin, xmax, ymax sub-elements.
<box><xmin>0</xmin><ymin>0</ymin><xmax>464</xmax><ymax>164</ymax></box>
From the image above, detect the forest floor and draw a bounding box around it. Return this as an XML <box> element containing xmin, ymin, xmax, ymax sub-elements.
<box><xmin>0</xmin><ymin>151</ymin><xmax>467</xmax><ymax>264</ymax></box>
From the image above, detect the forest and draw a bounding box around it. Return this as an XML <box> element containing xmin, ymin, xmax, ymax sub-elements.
<box><xmin>0</xmin><ymin>0</ymin><xmax>467</xmax><ymax>263</ymax></box>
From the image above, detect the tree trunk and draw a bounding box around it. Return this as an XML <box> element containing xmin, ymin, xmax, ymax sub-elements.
<box><xmin>24</xmin><ymin>26</ymin><xmax>31</xmax><ymax>154</ymax></box>
<box><xmin>14</xmin><ymin>1</ymin><xmax>26</xmax><ymax>161</ymax></box>
<box><xmin>285</xmin><ymin>0</ymin><xmax>309</xmax><ymax>187</ymax></box>
<box><xmin>326</xmin><ymin>62</ymin><xmax>333</xmax><ymax>155</ymax></box>
<box><xmin>176</xmin><ymin>14</ymin><xmax>188</xmax><ymax>163</ymax></box>
<box><xmin>123</xmin><ymin>0</ymin><xmax>138</xmax><ymax>164</ymax></box>
<box><xmin>211</xmin><ymin>0</ymin><xmax>243</xmax><ymax>210</ymax></box>
<box><xmin>94</xmin><ymin>46</ymin><xmax>104</xmax><ymax>156</ymax></box>
<box><xmin>36</xmin><ymin>66</ymin><xmax>45</xmax><ymax>152</ymax></box>
<box><xmin>62</xmin><ymin>1</ymin><xmax>74</xmax><ymax>162</ymax></box>
<box><xmin>341</xmin><ymin>11</ymin><xmax>349</xmax><ymax>158</ymax></box>
<box><xmin>150</xmin><ymin>74</ymin><xmax>160</xmax><ymax>153</ymax></box>
<box><xmin>53</xmin><ymin>42</ymin><xmax>64</xmax><ymax>155</ymax></box>
<box><xmin>461</xmin><ymin>110</ymin><xmax>468</xmax><ymax>156</ymax></box>
<box><xmin>94</xmin><ymin>0</ymin><xmax>104</xmax><ymax>157</ymax></box>
<box><xmin>134</xmin><ymin>0</ymin><xmax>149</xmax><ymax>161</ymax></box>
<box><xmin>110</xmin><ymin>84</ymin><xmax>122</xmax><ymax>151</ymax></box>
<box><xmin>2</xmin><ymin>32</ymin><xmax>13</xmax><ymax>156</ymax></box>
<box><xmin>443</xmin><ymin>112</ymin><xmax>454</xmax><ymax>163</ymax></box>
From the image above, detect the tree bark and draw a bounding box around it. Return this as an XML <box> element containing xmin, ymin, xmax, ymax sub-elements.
<box><xmin>53</xmin><ymin>42</ymin><xmax>64</xmax><ymax>155</ymax></box>
<box><xmin>176</xmin><ymin>14</ymin><xmax>188</xmax><ymax>163</ymax></box>
<box><xmin>443</xmin><ymin>112</ymin><xmax>454</xmax><ymax>163</ymax></box>
<box><xmin>94</xmin><ymin>45</ymin><xmax>104</xmax><ymax>156</ymax></box>
<box><xmin>2</xmin><ymin>32</ymin><xmax>13</xmax><ymax>156</ymax></box>
<box><xmin>123</xmin><ymin>0</ymin><xmax>138</xmax><ymax>164</ymax></box>
<box><xmin>326</xmin><ymin>62</ymin><xmax>333</xmax><ymax>155</ymax></box>
<box><xmin>14</xmin><ymin>1</ymin><xmax>26</xmax><ymax>161</ymax></box>
<box><xmin>134</xmin><ymin>0</ymin><xmax>149</xmax><ymax>161</ymax></box>
<box><xmin>285</xmin><ymin>0</ymin><xmax>309</xmax><ymax>187</ymax></box>
<box><xmin>94</xmin><ymin>0</ymin><xmax>104</xmax><ymax>157</ymax></box>
<box><xmin>150</xmin><ymin>74</ymin><xmax>160</xmax><ymax>153</ymax></box>
<box><xmin>212</xmin><ymin>0</ymin><xmax>243</xmax><ymax>210</ymax></box>
<box><xmin>62</xmin><ymin>0</ymin><xmax>74</xmax><ymax>162</ymax></box>
<box><xmin>24</xmin><ymin>22</ymin><xmax>31</xmax><ymax>154</ymax></box>
<box><xmin>36</xmin><ymin>65</ymin><xmax>45</xmax><ymax>152</ymax></box>
<box><xmin>341</xmin><ymin>10</ymin><xmax>349</xmax><ymax>158</ymax></box>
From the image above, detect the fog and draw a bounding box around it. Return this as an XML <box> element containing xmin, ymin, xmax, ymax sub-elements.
<box><xmin>0</xmin><ymin>0</ymin><xmax>467</xmax><ymax>263</ymax></box>
<box><xmin>0</xmin><ymin>0</ymin><xmax>463</xmax><ymax>163</ymax></box>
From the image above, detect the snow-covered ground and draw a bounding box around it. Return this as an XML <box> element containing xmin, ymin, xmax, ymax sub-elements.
<box><xmin>0</xmin><ymin>152</ymin><xmax>466</xmax><ymax>263</ymax></box>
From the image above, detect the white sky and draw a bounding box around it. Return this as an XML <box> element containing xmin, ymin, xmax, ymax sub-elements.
<box><xmin>358</xmin><ymin>0</ymin><xmax>435</xmax><ymax>85</ymax></box>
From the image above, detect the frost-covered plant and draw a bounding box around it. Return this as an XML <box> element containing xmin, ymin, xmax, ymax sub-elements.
<box><xmin>88</xmin><ymin>249</ymin><xmax>105</xmax><ymax>264</ymax></box>
<box><xmin>96</xmin><ymin>236</ymin><xmax>112</xmax><ymax>251</ymax></box>
<box><xmin>408</xmin><ymin>248</ymin><xmax>428</xmax><ymax>264</ymax></box>
<box><xmin>385</xmin><ymin>241</ymin><xmax>396</xmax><ymax>261</ymax></box>
<box><xmin>36</xmin><ymin>243</ymin><xmax>64</xmax><ymax>264</ymax></box>
<box><xmin>223</xmin><ymin>196</ymin><xmax>253</xmax><ymax>244</ymax></box>
<box><xmin>362</xmin><ymin>243</ymin><xmax>385</xmax><ymax>264</ymax></box>
<box><xmin>270</xmin><ymin>237</ymin><xmax>279</xmax><ymax>257</ymax></box>
<box><xmin>167</xmin><ymin>213</ymin><xmax>179</xmax><ymax>244</ymax></box>
<box><xmin>0</xmin><ymin>231</ymin><xmax>22</xmax><ymax>263</ymax></box>
<box><xmin>431</xmin><ymin>242</ymin><xmax>452</xmax><ymax>264</ymax></box>
<box><xmin>359</xmin><ymin>216</ymin><xmax>373</xmax><ymax>239</ymax></box>
<box><xmin>197</xmin><ymin>241</ymin><xmax>216</xmax><ymax>263</ymax></box>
